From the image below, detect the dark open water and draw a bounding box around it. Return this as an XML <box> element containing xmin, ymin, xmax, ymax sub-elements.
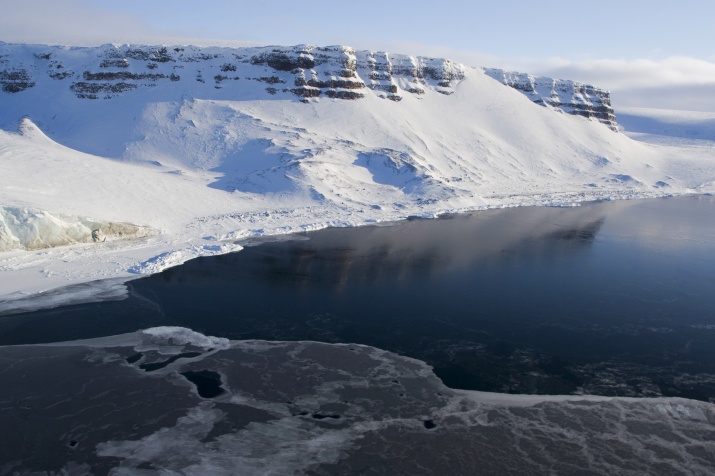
<box><xmin>2</xmin><ymin>195</ymin><xmax>715</xmax><ymax>400</ymax></box>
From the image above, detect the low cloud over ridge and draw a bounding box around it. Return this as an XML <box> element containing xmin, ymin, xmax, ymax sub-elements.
<box><xmin>527</xmin><ymin>57</ymin><xmax>715</xmax><ymax>112</ymax></box>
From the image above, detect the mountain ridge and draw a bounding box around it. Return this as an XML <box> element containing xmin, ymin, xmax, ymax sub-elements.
<box><xmin>1</xmin><ymin>42</ymin><xmax>614</xmax><ymax>127</ymax></box>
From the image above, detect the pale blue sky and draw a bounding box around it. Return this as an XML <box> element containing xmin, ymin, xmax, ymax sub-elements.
<box><xmin>2</xmin><ymin>0</ymin><xmax>715</xmax><ymax>110</ymax></box>
<box><xmin>84</xmin><ymin>0</ymin><xmax>715</xmax><ymax>62</ymax></box>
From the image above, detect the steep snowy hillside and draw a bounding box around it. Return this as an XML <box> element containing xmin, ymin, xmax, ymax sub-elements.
<box><xmin>1</xmin><ymin>42</ymin><xmax>714</xmax><ymax>302</ymax></box>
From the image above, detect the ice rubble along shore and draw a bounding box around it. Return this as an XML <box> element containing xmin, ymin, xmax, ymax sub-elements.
<box><xmin>0</xmin><ymin>41</ymin><xmax>714</xmax><ymax>300</ymax></box>
<box><xmin>0</xmin><ymin>206</ymin><xmax>156</xmax><ymax>252</ymax></box>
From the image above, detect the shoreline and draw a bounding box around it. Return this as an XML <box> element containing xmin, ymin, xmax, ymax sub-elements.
<box><xmin>0</xmin><ymin>190</ymin><xmax>701</xmax><ymax>313</ymax></box>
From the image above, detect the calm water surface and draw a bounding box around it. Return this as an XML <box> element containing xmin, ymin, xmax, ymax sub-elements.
<box><xmin>2</xmin><ymin>196</ymin><xmax>714</xmax><ymax>400</ymax></box>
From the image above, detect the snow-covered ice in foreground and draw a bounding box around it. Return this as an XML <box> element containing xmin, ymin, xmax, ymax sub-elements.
<box><xmin>0</xmin><ymin>327</ymin><xmax>713</xmax><ymax>475</ymax></box>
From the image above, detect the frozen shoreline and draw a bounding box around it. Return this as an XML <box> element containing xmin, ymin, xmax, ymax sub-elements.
<box><xmin>0</xmin><ymin>189</ymin><xmax>697</xmax><ymax>313</ymax></box>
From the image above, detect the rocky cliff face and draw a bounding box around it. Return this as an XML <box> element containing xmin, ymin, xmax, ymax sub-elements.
<box><xmin>0</xmin><ymin>42</ymin><xmax>616</xmax><ymax>128</ymax></box>
<box><xmin>484</xmin><ymin>69</ymin><xmax>617</xmax><ymax>129</ymax></box>
<box><xmin>0</xmin><ymin>43</ymin><xmax>466</xmax><ymax>102</ymax></box>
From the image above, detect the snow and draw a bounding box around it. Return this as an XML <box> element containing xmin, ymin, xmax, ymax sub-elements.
<box><xmin>1</xmin><ymin>42</ymin><xmax>715</xmax><ymax>304</ymax></box>
<box><xmin>127</xmin><ymin>243</ymin><xmax>242</xmax><ymax>274</ymax></box>
<box><xmin>141</xmin><ymin>326</ymin><xmax>231</xmax><ymax>351</ymax></box>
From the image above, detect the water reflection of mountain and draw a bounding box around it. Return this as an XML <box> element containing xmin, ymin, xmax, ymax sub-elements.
<box><xmin>158</xmin><ymin>205</ymin><xmax>607</xmax><ymax>289</ymax></box>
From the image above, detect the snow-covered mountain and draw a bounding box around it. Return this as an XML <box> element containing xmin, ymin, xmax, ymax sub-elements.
<box><xmin>1</xmin><ymin>41</ymin><xmax>714</xmax><ymax>301</ymax></box>
<box><xmin>1</xmin><ymin>42</ymin><xmax>612</xmax><ymax>113</ymax></box>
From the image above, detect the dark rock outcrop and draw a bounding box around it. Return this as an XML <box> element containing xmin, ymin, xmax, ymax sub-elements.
<box><xmin>355</xmin><ymin>51</ymin><xmax>465</xmax><ymax>101</ymax></box>
<box><xmin>0</xmin><ymin>68</ymin><xmax>35</xmax><ymax>93</ymax></box>
<box><xmin>485</xmin><ymin>69</ymin><xmax>617</xmax><ymax>129</ymax></box>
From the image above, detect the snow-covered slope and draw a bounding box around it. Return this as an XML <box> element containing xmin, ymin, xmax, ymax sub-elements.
<box><xmin>1</xmin><ymin>42</ymin><xmax>714</xmax><ymax>301</ymax></box>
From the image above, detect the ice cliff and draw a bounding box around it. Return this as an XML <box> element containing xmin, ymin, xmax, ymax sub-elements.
<box><xmin>0</xmin><ymin>207</ymin><xmax>156</xmax><ymax>251</ymax></box>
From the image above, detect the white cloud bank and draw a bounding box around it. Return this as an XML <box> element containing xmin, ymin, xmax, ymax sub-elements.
<box><xmin>525</xmin><ymin>57</ymin><xmax>715</xmax><ymax>112</ymax></box>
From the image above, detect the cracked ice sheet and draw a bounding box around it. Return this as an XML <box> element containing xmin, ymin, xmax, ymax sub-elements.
<box><xmin>0</xmin><ymin>327</ymin><xmax>713</xmax><ymax>475</ymax></box>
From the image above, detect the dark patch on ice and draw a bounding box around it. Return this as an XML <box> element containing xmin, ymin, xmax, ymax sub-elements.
<box><xmin>139</xmin><ymin>352</ymin><xmax>202</xmax><ymax>372</ymax></box>
<box><xmin>423</xmin><ymin>419</ymin><xmax>437</xmax><ymax>429</ymax></box>
<box><xmin>312</xmin><ymin>413</ymin><xmax>341</xmax><ymax>420</ymax></box>
<box><xmin>125</xmin><ymin>353</ymin><xmax>143</xmax><ymax>364</ymax></box>
<box><xmin>181</xmin><ymin>370</ymin><xmax>225</xmax><ymax>398</ymax></box>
